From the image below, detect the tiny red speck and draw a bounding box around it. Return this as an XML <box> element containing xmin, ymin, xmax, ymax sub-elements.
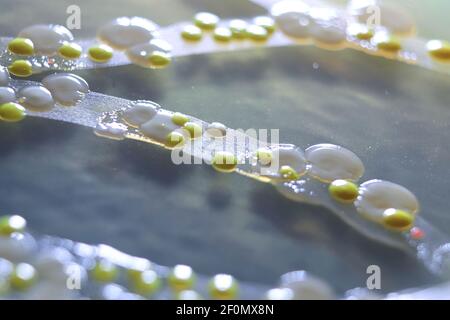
<box><xmin>410</xmin><ymin>227</ymin><xmax>425</xmax><ymax>240</ymax></box>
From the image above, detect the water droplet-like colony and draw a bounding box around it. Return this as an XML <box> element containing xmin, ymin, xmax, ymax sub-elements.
<box><xmin>41</xmin><ymin>73</ymin><xmax>89</xmax><ymax>106</ymax></box>
<box><xmin>0</xmin><ymin>66</ymin><xmax>10</xmax><ymax>86</ymax></box>
<box><xmin>355</xmin><ymin>180</ymin><xmax>419</xmax><ymax>230</ymax></box>
<box><xmin>0</xmin><ymin>72</ymin><xmax>90</xmax><ymax>124</ymax></box>
<box><xmin>305</xmin><ymin>144</ymin><xmax>364</xmax><ymax>182</ymax></box>
<box><xmin>97</xmin><ymin>17</ymin><xmax>158</xmax><ymax>50</ymax></box>
<box><xmin>18</xmin><ymin>24</ymin><xmax>74</xmax><ymax>55</ymax></box>
<box><xmin>125</xmin><ymin>39</ymin><xmax>172</xmax><ymax>68</ymax></box>
<box><xmin>0</xmin><ymin>86</ymin><xmax>16</xmax><ymax>104</ymax></box>
<box><xmin>18</xmin><ymin>86</ymin><xmax>54</xmax><ymax>112</ymax></box>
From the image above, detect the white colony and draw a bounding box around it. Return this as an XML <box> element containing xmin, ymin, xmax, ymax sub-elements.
<box><xmin>355</xmin><ymin>180</ymin><xmax>419</xmax><ymax>223</ymax></box>
<box><xmin>120</xmin><ymin>101</ymin><xmax>190</xmax><ymax>144</ymax></box>
<box><xmin>308</xmin><ymin>7</ymin><xmax>347</xmax><ymax>48</ymax></box>
<box><xmin>0</xmin><ymin>233</ymin><xmax>36</xmax><ymax>262</ymax></box>
<box><xmin>272</xmin><ymin>1</ymin><xmax>347</xmax><ymax>48</ymax></box>
<box><xmin>305</xmin><ymin>144</ymin><xmax>365</xmax><ymax>182</ymax></box>
<box><xmin>275</xmin><ymin>11</ymin><xmax>312</xmax><ymax>40</ymax></box>
<box><xmin>139</xmin><ymin>109</ymin><xmax>182</xmax><ymax>143</ymax></box>
<box><xmin>18</xmin><ymin>86</ymin><xmax>55</xmax><ymax>112</ymax></box>
<box><xmin>97</xmin><ymin>17</ymin><xmax>158</xmax><ymax>50</ymax></box>
<box><xmin>206</xmin><ymin>122</ymin><xmax>227</xmax><ymax>138</ymax></box>
<box><xmin>94</xmin><ymin>122</ymin><xmax>128</xmax><ymax>141</ymax></box>
<box><xmin>125</xmin><ymin>39</ymin><xmax>172</xmax><ymax>68</ymax></box>
<box><xmin>0</xmin><ymin>87</ymin><xmax>16</xmax><ymax>104</ymax></box>
<box><xmin>18</xmin><ymin>24</ymin><xmax>74</xmax><ymax>55</ymax></box>
<box><xmin>41</xmin><ymin>73</ymin><xmax>89</xmax><ymax>106</ymax></box>
<box><xmin>33</xmin><ymin>248</ymin><xmax>74</xmax><ymax>283</ymax></box>
<box><xmin>270</xmin><ymin>0</ymin><xmax>310</xmax><ymax>17</ymax></box>
<box><xmin>272</xmin><ymin>1</ymin><xmax>312</xmax><ymax>41</ymax></box>
<box><xmin>0</xmin><ymin>66</ymin><xmax>10</xmax><ymax>86</ymax></box>
<box><xmin>122</xmin><ymin>101</ymin><xmax>159</xmax><ymax>127</ymax></box>
<box><xmin>24</xmin><ymin>248</ymin><xmax>80</xmax><ymax>299</ymax></box>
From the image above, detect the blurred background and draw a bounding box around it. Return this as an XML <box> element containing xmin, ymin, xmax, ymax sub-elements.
<box><xmin>0</xmin><ymin>0</ymin><xmax>449</xmax><ymax>294</ymax></box>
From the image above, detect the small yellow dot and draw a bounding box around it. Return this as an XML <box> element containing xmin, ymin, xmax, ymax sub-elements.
<box><xmin>148</xmin><ymin>51</ymin><xmax>171</xmax><ymax>68</ymax></box>
<box><xmin>382</xmin><ymin>208</ymin><xmax>414</xmax><ymax>231</ymax></box>
<box><xmin>168</xmin><ymin>265</ymin><xmax>196</xmax><ymax>292</ymax></box>
<box><xmin>328</xmin><ymin>180</ymin><xmax>359</xmax><ymax>203</ymax></box>
<box><xmin>212</xmin><ymin>152</ymin><xmax>238</xmax><ymax>173</ymax></box>
<box><xmin>256</xmin><ymin>148</ymin><xmax>272</xmax><ymax>166</ymax></box>
<box><xmin>279</xmin><ymin>165</ymin><xmax>300</xmax><ymax>181</ymax></box>
<box><xmin>166</xmin><ymin>131</ymin><xmax>185</xmax><ymax>149</ymax></box>
<box><xmin>10</xmin><ymin>263</ymin><xmax>37</xmax><ymax>291</ymax></box>
<box><xmin>130</xmin><ymin>270</ymin><xmax>161</xmax><ymax>297</ymax></box>
<box><xmin>245</xmin><ymin>25</ymin><xmax>269</xmax><ymax>42</ymax></box>
<box><xmin>253</xmin><ymin>16</ymin><xmax>276</xmax><ymax>33</ymax></box>
<box><xmin>172</xmin><ymin>112</ymin><xmax>189</xmax><ymax>126</ymax></box>
<box><xmin>194</xmin><ymin>12</ymin><xmax>219</xmax><ymax>30</ymax></box>
<box><xmin>8</xmin><ymin>60</ymin><xmax>33</xmax><ymax>77</ymax></box>
<box><xmin>229</xmin><ymin>19</ymin><xmax>248</xmax><ymax>39</ymax></box>
<box><xmin>0</xmin><ymin>215</ymin><xmax>26</xmax><ymax>235</ymax></box>
<box><xmin>58</xmin><ymin>42</ymin><xmax>82</xmax><ymax>59</ymax></box>
<box><xmin>0</xmin><ymin>102</ymin><xmax>26</xmax><ymax>122</ymax></box>
<box><xmin>427</xmin><ymin>40</ymin><xmax>450</xmax><ymax>63</ymax></box>
<box><xmin>183</xmin><ymin>122</ymin><xmax>202</xmax><ymax>139</ymax></box>
<box><xmin>7</xmin><ymin>38</ymin><xmax>34</xmax><ymax>56</ymax></box>
<box><xmin>181</xmin><ymin>25</ymin><xmax>203</xmax><ymax>41</ymax></box>
<box><xmin>213</xmin><ymin>27</ymin><xmax>232</xmax><ymax>42</ymax></box>
<box><xmin>90</xmin><ymin>260</ymin><xmax>118</xmax><ymax>282</ymax></box>
<box><xmin>356</xmin><ymin>30</ymin><xmax>374</xmax><ymax>41</ymax></box>
<box><xmin>88</xmin><ymin>44</ymin><xmax>113</xmax><ymax>63</ymax></box>
<box><xmin>374</xmin><ymin>34</ymin><xmax>402</xmax><ymax>53</ymax></box>
<box><xmin>347</xmin><ymin>24</ymin><xmax>374</xmax><ymax>41</ymax></box>
<box><xmin>127</xmin><ymin>266</ymin><xmax>148</xmax><ymax>283</ymax></box>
